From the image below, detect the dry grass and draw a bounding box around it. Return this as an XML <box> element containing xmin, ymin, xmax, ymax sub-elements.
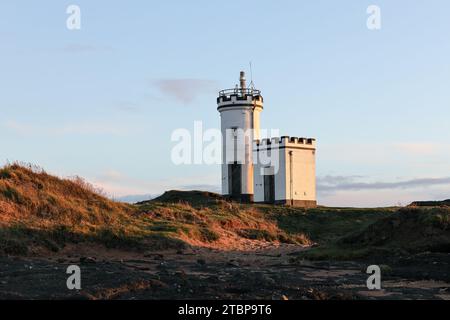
<box><xmin>0</xmin><ymin>164</ymin><xmax>311</xmax><ymax>256</ymax></box>
<box><xmin>137</xmin><ymin>199</ymin><xmax>312</xmax><ymax>249</ymax></box>
<box><xmin>0</xmin><ymin>163</ymin><xmax>178</xmax><ymax>255</ymax></box>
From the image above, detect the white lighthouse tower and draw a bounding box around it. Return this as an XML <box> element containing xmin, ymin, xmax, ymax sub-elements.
<box><xmin>217</xmin><ymin>71</ymin><xmax>263</xmax><ymax>202</ymax></box>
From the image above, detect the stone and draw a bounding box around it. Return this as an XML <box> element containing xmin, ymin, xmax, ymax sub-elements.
<box><xmin>197</xmin><ymin>259</ymin><xmax>206</xmax><ymax>266</ymax></box>
<box><xmin>227</xmin><ymin>260</ymin><xmax>240</xmax><ymax>267</ymax></box>
<box><xmin>79</xmin><ymin>257</ymin><xmax>96</xmax><ymax>264</ymax></box>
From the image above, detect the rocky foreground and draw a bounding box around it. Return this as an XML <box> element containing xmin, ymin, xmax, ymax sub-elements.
<box><xmin>1</xmin><ymin>244</ymin><xmax>449</xmax><ymax>300</ymax></box>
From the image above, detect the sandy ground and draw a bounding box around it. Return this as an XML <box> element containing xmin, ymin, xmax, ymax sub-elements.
<box><xmin>0</xmin><ymin>242</ymin><xmax>449</xmax><ymax>300</ymax></box>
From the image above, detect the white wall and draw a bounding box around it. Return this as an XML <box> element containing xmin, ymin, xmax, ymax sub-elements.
<box><xmin>285</xmin><ymin>147</ymin><xmax>316</xmax><ymax>202</ymax></box>
<box><xmin>253</xmin><ymin>137</ymin><xmax>316</xmax><ymax>203</ymax></box>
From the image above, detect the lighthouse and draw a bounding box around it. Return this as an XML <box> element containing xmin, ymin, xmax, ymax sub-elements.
<box><xmin>217</xmin><ymin>71</ymin><xmax>263</xmax><ymax>202</ymax></box>
<box><xmin>217</xmin><ymin>71</ymin><xmax>317</xmax><ymax>207</ymax></box>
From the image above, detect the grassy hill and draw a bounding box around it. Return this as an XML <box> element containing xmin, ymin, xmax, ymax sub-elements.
<box><xmin>0</xmin><ymin>163</ymin><xmax>149</xmax><ymax>255</ymax></box>
<box><xmin>295</xmin><ymin>207</ymin><xmax>450</xmax><ymax>260</ymax></box>
<box><xmin>1</xmin><ymin>163</ymin><xmax>449</xmax><ymax>260</ymax></box>
<box><xmin>409</xmin><ymin>199</ymin><xmax>450</xmax><ymax>207</ymax></box>
<box><xmin>0</xmin><ymin>164</ymin><xmax>309</xmax><ymax>255</ymax></box>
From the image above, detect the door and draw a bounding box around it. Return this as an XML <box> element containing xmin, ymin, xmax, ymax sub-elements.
<box><xmin>264</xmin><ymin>174</ymin><xmax>275</xmax><ymax>203</ymax></box>
<box><xmin>228</xmin><ymin>162</ymin><xmax>241</xmax><ymax>198</ymax></box>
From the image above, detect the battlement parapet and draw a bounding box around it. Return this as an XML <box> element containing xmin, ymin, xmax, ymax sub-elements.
<box><xmin>253</xmin><ymin>136</ymin><xmax>316</xmax><ymax>150</ymax></box>
<box><xmin>217</xmin><ymin>92</ymin><xmax>264</xmax><ymax>110</ymax></box>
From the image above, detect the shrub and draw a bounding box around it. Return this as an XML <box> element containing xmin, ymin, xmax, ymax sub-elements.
<box><xmin>0</xmin><ymin>186</ymin><xmax>29</xmax><ymax>205</ymax></box>
<box><xmin>0</xmin><ymin>168</ymin><xmax>12</xmax><ymax>179</ymax></box>
<box><xmin>199</xmin><ymin>227</ymin><xmax>220</xmax><ymax>242</ymax></box>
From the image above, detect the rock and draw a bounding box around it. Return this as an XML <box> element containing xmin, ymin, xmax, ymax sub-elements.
<box><xmin>144</xmin><ymin>252</ymin><xmax>164</xmax><ymax>259</ymax></box>
<box><xmin>271</xmin><ymin>293</ymin><xmax>286</xmax><ymax>300</ymax></box>
<box><xmin>256</xmin><ymin>273</ymin><xmax>276</xmax><ymax>286</ymax></box>
<box><xmin>298</xmin><ymin>260</ymin><xmax>316</xmax><ymax>268</ymax></box>
<box><xmin>175</xmin><ymin>269</ymin><xmax>187</xmax><ymax>279</ymax></box>
<box><xmin>391</xmin><ymin>219</ymin><xmax>401</xmax><ymax>228</ymax></box>
<box><xmin>79</xmin><ymin>257</ymin><xmax>96</xmax><ymax>264</ymax></box>
<box><xmin>227</xmin><ymin>260</ymin><xmax>240</xmax><ymax>267</ymax></box>
<box><xmin>262</xmin><ymin>275</ymin><xmax>276</xmax><ymax>286</ymax></box>
<box><xmin>379</xmin><ymin>264</ymin><xmax>393</xmax><ymax>274</ymax></box>
<box><xmin>149</xmin><ymin>279</ymin><xmax>169</xmax><ymax>289</ymax></box>
<box><xmin>197</xmin><ymin>259</ymin><xmax>206</xmax><ymax>266</ymax></box>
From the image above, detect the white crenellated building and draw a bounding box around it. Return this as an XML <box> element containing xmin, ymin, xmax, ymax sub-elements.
<box><xmin>217</xmin><ymin>71</ymin><xmax>316</xmax><ymax>207</ymax></box>
<box><xmin>253</xmin><ymin>137</ymin><xmax>316</xmax><ymax>207</ymax></box>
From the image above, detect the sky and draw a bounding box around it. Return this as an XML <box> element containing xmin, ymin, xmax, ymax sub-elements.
<box><xmin>1</xmin><ymin>1</ymin><xmax>450</xmax><ymax>207</ymax></box>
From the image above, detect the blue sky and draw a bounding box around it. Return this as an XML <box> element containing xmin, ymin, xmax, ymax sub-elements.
<box><xmin>1</xmin><ymin>1</ymin><xmax>450</xmax><ymax>207</ymax></box>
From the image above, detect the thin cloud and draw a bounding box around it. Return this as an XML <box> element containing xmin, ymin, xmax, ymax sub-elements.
<box><xmin>152</xmin><ymin>79</ymin><xmax>218</xmax><ymax>104</ymax></box>
<box><xmin>320</xmin><ymin>142</ymin><xmax>450</xmax><ymax>164</ymax></box>
<box><xmin>393</xmin><ymin>143</ymin><xmax>444</xmax><ymax>155</ymax></box>
<box><xmin>318</xmin><ymin>175</ymin><xmax>450</xmax><ymax>193</ymax></box>
<box><xmin>4</xmin><ymin>120</ymin><xmax>129</xmax><ymax>136</ymax></box>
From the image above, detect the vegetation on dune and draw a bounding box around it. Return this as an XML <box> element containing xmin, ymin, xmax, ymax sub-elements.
<box><xmin>0</xmin><ymin>164</ymin><xmax>309</xmax><ymax>255</ymax></box>
<box><xmin>295</xmin><ymin>206</ymin><xmax>450</xmax><ymax>261</ymax></box>
<box><xmin>409</xmin><ymin>199</ymin><xmax>450</xmax><ymax>207</ymax></box>
<box><xmin>148</xmin><ymin>190</ymin><xmax>224</xmax><ymax>207</ymax></box>
<box><xmin>340</xmin><ymin>206</ymin><xmax>450</xmax><ymax>250</ymax></box>
<box><xmin>0</xmin><ymin>163</ymin><xmax>183</xmax><ymax>255</ymax></box>
<box><xmin>136</xmin><ymin>198</ymin><xmax>311</xmax><ymax>247</ymax></box>
<box><xmin>1</xmin><ymin>163</ymin><xmax>449</xmax><ymax>260</ymax></box>
<box><xmin>259</xmin><ymin>205</ymin><xmax>395</xmax><ymax>244</ymax></box>
<box><xmin>150</xmin><ymin>192</ymin><xmax>396</xmax><ymax>245</ymax></box>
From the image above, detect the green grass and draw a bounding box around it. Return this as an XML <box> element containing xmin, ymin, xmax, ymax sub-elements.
<box><xmin>293</xmin><ymin>206</ymin><xmax>450</xmax><ymax>261</ymax></box>
<box><xmin>259</xmin><ymin>205</ymin><xmax>396</xmax><ymax>244</ymax></box>
<box><xmin>295</xmin><ymin>246</ymin><xmax>373</xmax><ymax>260</ymax></box>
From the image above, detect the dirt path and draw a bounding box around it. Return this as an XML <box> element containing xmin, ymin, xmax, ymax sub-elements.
<box><xmin>0</xmin><ymin>244</ymin><xmax>449</xmax><ymax>300</ymax></box>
